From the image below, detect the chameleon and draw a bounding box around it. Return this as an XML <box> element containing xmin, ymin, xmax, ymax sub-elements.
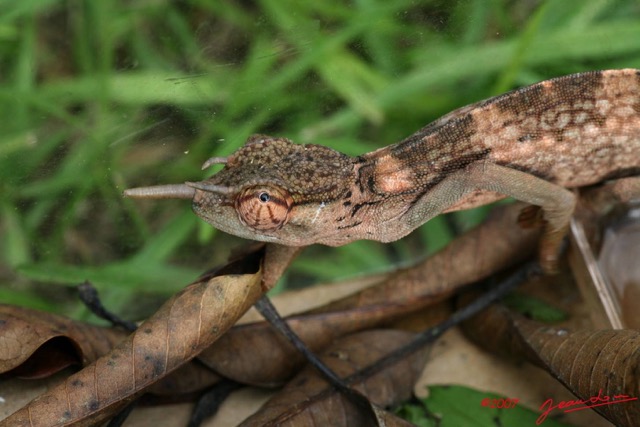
<box><xmin>125</xmin><ymin>69</ymin><xmax>640</xmax><ymax>273</ymax></box>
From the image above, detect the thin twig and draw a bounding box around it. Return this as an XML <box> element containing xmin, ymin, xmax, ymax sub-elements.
<box><xmin>254</xmin><ymin>296</ymin><xmax>357</xmax><ymax>397</ymax></box>
<box><xmin>257</xmin><ymin>260</ymin><xmax>542</xmax><ymax>390</ymax></box>
<box><xmin>345</xmin><ymin>260</ymin><xmax>543</xmax><ymax>385</ymax></box>
<box><xmin>77</xmin><ymin>281</ymin><xmax>138</xmax><ymax>332</ymax></box>
<box><xmin>187</xmin><ymin>379</ymin><xmax>243</xmax><ymax>427</ymax></box>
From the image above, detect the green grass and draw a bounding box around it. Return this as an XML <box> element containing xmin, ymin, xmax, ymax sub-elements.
<box><xmin>1</xmin><ymin>0</ymin><xmax>640</xmax><ymax>324</ymax></box>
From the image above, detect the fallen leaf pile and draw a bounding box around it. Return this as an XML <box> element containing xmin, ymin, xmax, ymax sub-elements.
<box><xmin>2</xmin><ymin>201</ymin><xmax>638</xmax><ymax>426</ymax></box>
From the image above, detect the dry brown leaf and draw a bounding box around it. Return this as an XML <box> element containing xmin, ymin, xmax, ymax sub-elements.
<box><xmin>0</xmin><ymin>259</ymin><xmax>263</xmax><ymax>427</ymax></box>
<box><xmin>239</xmin><ymin>329</ymin><xmax>427</xmax><ymax>426</ymax></box>
<box><xmin>199</xmin><ymin>203</ymin><xmax>539</xmax><ymax>386</ymax></box>
<box><xmin>0</xmin><ymin>304</ymin><xmax>127</xmax><ymax>379</ymax></box>
<box><xmin>415</xmin><ymin>262</ymin><xmax>613</xmax><ymax>427</ymax></box>
<box><xmin>462</xmin><ymin>300</ymin><xmax>640</xmax><ymax>426</ymax></box>
<box><xmin>0</xmin><ymin>303</ymin><xmax>224</xmax><ymax>398</ymax></box>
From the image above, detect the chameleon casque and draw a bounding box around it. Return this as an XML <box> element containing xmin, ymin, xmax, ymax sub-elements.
<box><xmin>126</xmin><ymin>69</ymin><xmax>640</xmax><ymax>273</ymax></box>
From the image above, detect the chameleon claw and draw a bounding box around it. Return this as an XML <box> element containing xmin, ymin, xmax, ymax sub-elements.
<box><xmin>201</xmin><ymin>156</ymin><xmax>228</xmax><ymax>170</ymax></box>
<box><xmin>123</xmin><ymin>184</ymin><xmax>195</xmax><ymax>199</ymax></box>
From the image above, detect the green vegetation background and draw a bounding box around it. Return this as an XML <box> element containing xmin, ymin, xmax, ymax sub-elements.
<box><xmin>1</xmin><ymin>0</ymin><xmax>640</xmax><ymax>323</ymax></box>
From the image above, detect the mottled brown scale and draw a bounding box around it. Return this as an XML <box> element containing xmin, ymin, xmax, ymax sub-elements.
<box><xmin>368</xmin><ymin>69</ymin><xmax>640</xmax><ymax>204</ymax></box>
<box><xmin>128</xmin><ymin>69</ymin><xmax>640</xmax><ymax>271</ymax></box>
<box><xmin>216</xmin><ymin>137</ymin><xmax>353</xmax><ymax>202</ymax></box>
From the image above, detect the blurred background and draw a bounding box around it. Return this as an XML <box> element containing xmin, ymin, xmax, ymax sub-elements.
<box><xmin>1</xmin><ymin>0</ymin><xmax>639</xmax><ymax>323</ymax></box>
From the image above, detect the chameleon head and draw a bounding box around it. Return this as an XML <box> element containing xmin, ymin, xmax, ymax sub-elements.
<box><xmin>124</xmin><ymin>134</ymin><xmax>355</xmax><ymax>245</ymax></box>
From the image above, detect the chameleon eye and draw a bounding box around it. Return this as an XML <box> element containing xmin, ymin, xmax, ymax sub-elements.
<box><xmin>236</xmin><ymin>186</ymin><xmax>293</xmax><ymax>231</ymax></box>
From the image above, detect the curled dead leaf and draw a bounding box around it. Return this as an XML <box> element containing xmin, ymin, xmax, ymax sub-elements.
<box><xmin>0</xmin><ymin>304</ymin><xmax>127</xmax><ymax>379</ymax></box>
<box><xmin>0</xmin><ymin>303</ymin><xmax>223</xmax><ymax>397</ymax></box>
<box><xmin>0</xmin><ymin>264</ymin><xmax>263</xmax><ymax>427</ymax></box>
<box><xmin>462</xmin><ymin>301</ymin><xmax>640</xmax><ymax>426</ymax></box>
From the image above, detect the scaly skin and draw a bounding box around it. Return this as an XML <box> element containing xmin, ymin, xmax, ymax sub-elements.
<box><xmin>126</xmin><ymin>69</ymin><xmax>640</xmax><ymax>271</ymax></box>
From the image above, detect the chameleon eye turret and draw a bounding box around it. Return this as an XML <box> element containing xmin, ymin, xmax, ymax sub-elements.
<box><xmin>236</xmin><ymin>185</ymin><xmax>293</xmax><ymax>231</ymax></box>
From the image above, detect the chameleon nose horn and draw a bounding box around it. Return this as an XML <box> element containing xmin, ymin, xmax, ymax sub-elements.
<box><xmin>123</xmin><ymin>184</ymin><xmax>195</xmax><ymax>199</ymax></box>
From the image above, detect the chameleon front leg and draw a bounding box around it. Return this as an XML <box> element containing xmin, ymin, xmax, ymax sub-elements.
<box><xmin>470</xmin><ymin>162</ymin><xmax>576</xmax><ymax>272</ymax></box>
<box><xmin>405</xmin><ymin>162</ymin><xmax>576</xmax><ymax>273</ymax></box>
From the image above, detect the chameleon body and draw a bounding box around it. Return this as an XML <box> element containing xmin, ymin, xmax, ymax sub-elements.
<box><xmin>126</xmin><ymin>69</ymin><xmax>640</xmax><ymax>271</ymax></box>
